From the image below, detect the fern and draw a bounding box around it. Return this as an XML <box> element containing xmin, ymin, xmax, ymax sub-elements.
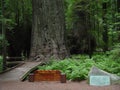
<box><xmin>37</xmin><ymin>54</ymin><xmax>120</xmax><ymax>81</ymax></box>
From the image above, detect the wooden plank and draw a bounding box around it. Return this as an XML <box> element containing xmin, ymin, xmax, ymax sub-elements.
<box><xmin>0</xmin><ymin>61</ymin><xmax>41</xmax><ymax>81</ymax></box>
<box><xmin>0</xmin><ymin>62</ymin><xmax>24</xmax><ymax>74</ymax></box>
<box><xmin>20</xmin><ymin>62</ymin><xmax>42</xmax><ymax>81</ymax></box>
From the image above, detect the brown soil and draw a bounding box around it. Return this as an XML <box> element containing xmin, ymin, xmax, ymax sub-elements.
<box><xmin>0</xmin><ymin>80</ymin><xmax>120</xmax><ymax>90</ymax></box>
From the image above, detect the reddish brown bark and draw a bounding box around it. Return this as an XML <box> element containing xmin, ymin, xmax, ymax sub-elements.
<box><xmin>30</xmin><ymin>0</ymin><xmax>68</xmax><ymax>61</ymax></box>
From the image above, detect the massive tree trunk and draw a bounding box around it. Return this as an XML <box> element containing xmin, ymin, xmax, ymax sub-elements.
<box><xmin>30</xmin><ymin>0</ymin><xmax>68</xmax><ymax>61</ymax></box>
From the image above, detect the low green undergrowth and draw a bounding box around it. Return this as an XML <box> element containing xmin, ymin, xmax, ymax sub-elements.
<box><xmin>38</xmin><ymin>54</ymin><xmax>120</xmax><ymax>81</ymax></box>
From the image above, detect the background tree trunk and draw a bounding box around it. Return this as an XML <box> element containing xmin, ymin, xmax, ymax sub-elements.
<box><xmin>30</xmin><ymin>0</ymin><xmax>68</xmax><ymax>61</ymax></box>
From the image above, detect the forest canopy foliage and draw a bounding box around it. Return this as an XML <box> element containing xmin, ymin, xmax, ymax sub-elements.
<box><xmin>0</xmin><ymin>0</ymin><xmax>120</xmax><ymax>59</ymax></box>
<box><xmin>65</xmin><ymin>0</ymin><xmax>120</xmax><ymax>54</ymax></box>
<box><xmin>0</xmin><ymin>0</ymin><xmax>32</xmax><ymax>57</ymax></box>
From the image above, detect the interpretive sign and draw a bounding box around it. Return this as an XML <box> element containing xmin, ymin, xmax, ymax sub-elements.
<box><xmin>90</xmin><ymin>75</ymin><xmax>110</xmax><ymax>86</ymax></box>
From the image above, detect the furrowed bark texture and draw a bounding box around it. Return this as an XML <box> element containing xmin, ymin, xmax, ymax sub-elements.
<box><xmin>30</xmin><ymin>0</ymin><xmax>68</xmax><ymax>61</ymax></box>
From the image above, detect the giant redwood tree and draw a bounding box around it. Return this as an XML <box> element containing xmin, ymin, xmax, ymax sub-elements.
<box><xmin>30</xmin><ymin>0</ymin><xmax>68</xmax><ymax>61</ymax></box>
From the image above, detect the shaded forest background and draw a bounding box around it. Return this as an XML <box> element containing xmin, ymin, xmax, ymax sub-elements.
<box><xmin>0</xmin><ymin>0</ymin><xmax>120</xmax><ymax>59</ymax></box>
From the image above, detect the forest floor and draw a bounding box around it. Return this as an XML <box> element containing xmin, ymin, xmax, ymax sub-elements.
<box><xmin>0</xmin><ymin>80</ymin><xmax>120</xmax><ymax>90</ymax></box>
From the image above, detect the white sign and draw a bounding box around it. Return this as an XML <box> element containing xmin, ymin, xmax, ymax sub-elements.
<box><xmin>90</xmin><ymin>75</ymin><xmax>110</xmax><ymax>86</ymax></box>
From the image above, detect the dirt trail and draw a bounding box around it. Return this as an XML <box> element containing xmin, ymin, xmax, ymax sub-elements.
<box><xmin>0</xmin><ymin>80</ymin><xmax>120</xmax><ymax>90</ymax></box>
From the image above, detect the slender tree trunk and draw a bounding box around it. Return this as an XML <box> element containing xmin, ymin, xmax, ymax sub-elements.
<box><xmin>1</xmin><ymin>0</ymin><xmax>6</xmax><ymax>70</ymax></box>
<box><xmin>117</xmin><ymin>0</ymin><xmax>120</xmax><ymax>12</ymax></box>
<box><xmin>30</xmin><ymin>0</ymin><xmax>68</xmax><ymax>61</ymax></box>
<box><xmin>102</xmin><ymin>2</ymin><xmax>108</xmax><ymax>52</ymax></box>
